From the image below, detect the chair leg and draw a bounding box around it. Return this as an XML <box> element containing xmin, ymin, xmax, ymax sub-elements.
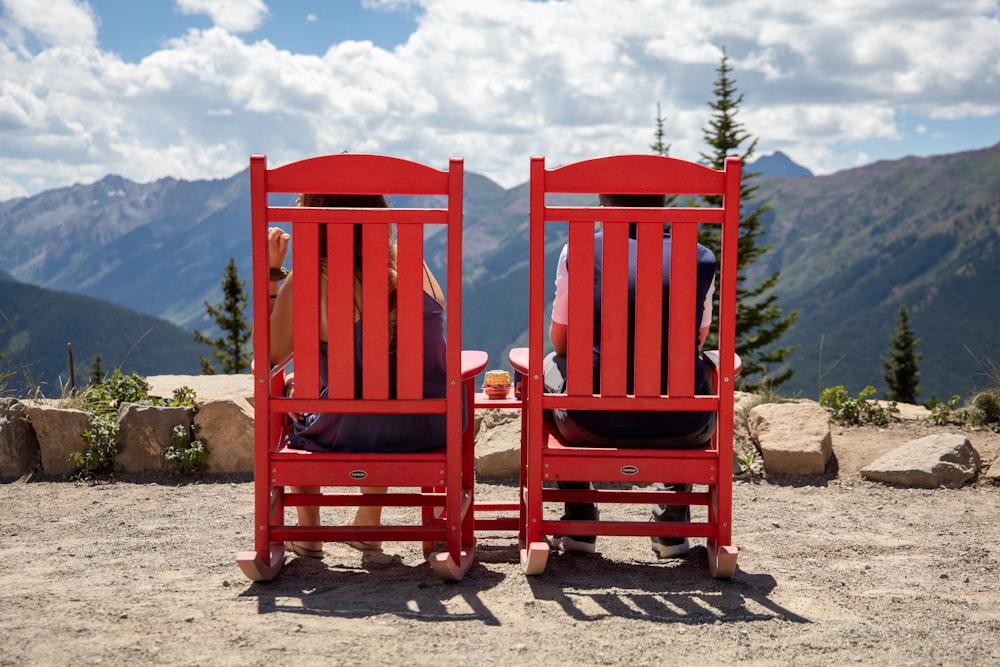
<box><xmin>236</xmin><ymin>543</ymin><xmax>285</xmax><ymax>582</ymax></box>
<box><xmin>519</xmin><ymin>541</ymin><xmax>550</xmax><ymax>575</ymax></box>
<box><xmin>707</xmin><ymin>543</ymin><xmax>739</xmax><ymax>579</ymax></box>
<box><xmin>427</xmin><ymin>540</ymin><xmax>476</xmax><ymax>581</ymax></box>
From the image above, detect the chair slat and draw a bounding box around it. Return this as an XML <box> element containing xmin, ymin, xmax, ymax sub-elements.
<box><xmin>599</xmin><ymin>221</ymin><xmax>628</xmax><ymax>396</ymax></box>
<box><xmin>633</xmin><ymin>221</ymin><xmax>663</xmax><ymax>396</ymax></box>
<box><xmin>361</xmin><ymin>224</ymin><xmax>390</xmax><ymax>399</ymax></box>
<box><xmin>667</xmin><ymin>222</ymin><xmax>697</xmax><ymax>396</ymax></box>
<box><xmin>395</xmin><ymin>223</ymin><xmax>424</xmax><ymax>399</ymax></box>
<box><xmin>292</xmin><ymin>222</ymin><xmax>321</xmax><ymax>398</ymax></box>
<box><xmin>326</xmin><ymin>224</ymin><xmax>355</xmax><ymax>399</ymax></box>
<box><xmin>566</xmin><ymin>222</ymin><xmax>594</xmax><ymax>397</ymax></box>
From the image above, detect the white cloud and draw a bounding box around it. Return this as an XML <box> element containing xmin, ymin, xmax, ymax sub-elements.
<box><xmin>174</xmin><ymin>0</ymin><xmax>268</xmax><ymax>33</ymax></box>
<box><xmin>0</xmin><ymin>0</ymin><xmax>998</xmax><ymax>197</ymax></box>
<box><xmin>0</xmin><ymin>0</ymin><xmax>97</xmax><ymax>48</ymax></box>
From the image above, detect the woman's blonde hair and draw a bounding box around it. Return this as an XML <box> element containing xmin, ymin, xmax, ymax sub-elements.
<box><xmin>296</xmin><ymin>193</ymin><xmax>398</xmax><ymax>337</ymax></box>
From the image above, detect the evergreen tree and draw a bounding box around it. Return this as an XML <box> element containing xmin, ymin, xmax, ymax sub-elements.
<box><xmin>650</xmin><ymin>102</ymin><xmax>671</xmax><ymax>156</ymax></box>
<box><xmin>88</xmin><ymin>352</ymin><xmax>105</xmax><ymax>386</ymax></box>
<box><xmin>882</xmin><ymin>304</ymin><xmax>921</xmax><ymax>403</ymax></box>
<box><xmin>697</xmin><ymin>49</ymin><xmax>798</xmax><ymax>391</ymax></box>
<box><xmin>195</xmin><ymin>257</ymin><xmax>252</xmax><ymax>375</ymax></box>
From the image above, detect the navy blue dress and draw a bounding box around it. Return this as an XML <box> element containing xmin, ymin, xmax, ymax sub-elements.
<box><xmin>285</xmin><ymin>292</ymin><xmax>450</xmax><ymax>453</ymax></box>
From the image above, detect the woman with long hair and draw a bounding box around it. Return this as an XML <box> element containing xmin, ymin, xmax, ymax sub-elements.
<box><xmin>266</xmin><ymin>193</ymin><xmax>448</xmax><ymax>557</ymax></box>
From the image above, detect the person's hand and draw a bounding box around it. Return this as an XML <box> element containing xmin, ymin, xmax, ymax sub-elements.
<box><xmin>267</xmin><ymin>227</ymin><xmax>290</xmax><ymax>269</ymax></box>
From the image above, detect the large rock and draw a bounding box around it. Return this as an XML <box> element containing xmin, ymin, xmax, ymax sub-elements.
<box><xmin>474</xmin><ymin>408</ymin><xmax>521</xmax><ymax>479</ymax></box>
<box><xmin>194</xmin><ymin>398</ymin><xmax>254</xmax><ymax>474</ymax></box>
<box><xmin>749</xmin><ymin>401</ymin><xmax>832</xmax><ymax>476</ymax></box>
<box><xmin>860</xmin><ymin>433</ymin><xmax>981</xmax><ymax>488</ymax></box>
<box><xmin>146</xmin><ymin>374</ymin><xmax>255</xmax><ymax>404</ymax></box>
<box><xmin>24</xmin><ymin>404</ymin><xmax>91</xmax><ymax>478</ymax></box>
<box><xmin>117</xmin><ymin>404</ymin><xmax>195</xmax><ymax>474</ymax></box>
<box><xmin>985</xmin><ymin>451</ymin><xmax>1000</xmax><ymax>483</ymax></box>
<box><xmin>0</xmin><ymin>399</ymin><xmax>39</xmax><ymax>479</ymax></box>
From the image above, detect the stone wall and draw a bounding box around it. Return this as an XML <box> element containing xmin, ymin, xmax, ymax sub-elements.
<box><xmin>1</xmin><ymin>377</ymin><xmax>996</xmax><ymax>487</ymax></box>
<box><xmin>0</xmin><ymin>375</ymin><xmax>255</xmax><ymax>480</ymax></box>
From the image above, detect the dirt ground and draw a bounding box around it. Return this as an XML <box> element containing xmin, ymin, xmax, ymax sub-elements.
<box><xmin>2</xmin><ymin>418</ymin><xmax>998</xmax><ymax>667</ymax></box>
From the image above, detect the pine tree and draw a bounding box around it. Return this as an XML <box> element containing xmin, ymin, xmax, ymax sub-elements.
<box><xmin>650</xmin><ymin>102</ymin><xmax>670</xmax><ymax>156</ymax></box>
<box><xmin>88</xmin><ymin>352</ymin><xmax>105</xmax><ymax>386</ymax></box>
<box><xmin>698</xmin><ymin>49</ymin><xmax>798</xmax><ymax>391</ymax></box>
<box><xmin>882</xmin><ymin>304</ymin><xmax>921</xmax><ymax>403</ymax></box>
<box><xmin>194</xmin><ymin>257</ymin><xmax>252</xmax><ymax>375</ymax></box>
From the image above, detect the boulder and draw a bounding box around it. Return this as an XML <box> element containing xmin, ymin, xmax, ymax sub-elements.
<box><xmin>117</xmin><ymin>404</ymin><xmax>195</xmax><ymax>474</ymax></box>
<box><xmin>194</xmin><ymin>398</ymin><xmax>255</xmax><ymax>474</ymax></box>
<box><xmin>474</xmin><ymin>408</ymin><xmax>521</xmax><ymax>479</ymax></box>
<box><xmin>23</xmin><ymin>404</ymin><xmax>91</xmax><ymax>478</ymax></box>
<box><xmin>146</xmin><ymin>374</ymin><xmax>255</xmax><ymax>404</ymax></box>
<box><xmin>860</xmin><ymin>433</ymin><xmax>981</xmax><ymax>488</ymax></box>
<box><xmin>0</xmin><ymin>398</ymin><xmax>40</xmax><ymax>479</ymax></box>
<box><xmin>749</xmin><ymin>401</ymin><xmax>832</xmax><ymax>476</ymax></box>
<box><xmin>985</xmin><ymin>451</ymin><xmax>1000</xmax><ymax>483</ymax></box>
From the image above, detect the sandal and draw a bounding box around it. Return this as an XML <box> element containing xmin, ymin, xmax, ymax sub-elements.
<box><xmin>341</xmin><ymin>520</ymin><xmax>383</xmax><ymax>552</ymax></box>
<box><xmin>285</xmin><ymin>541</ymin><xmax>325</xmax><ymax>559</ymax></box>
<box><xmin>342</xmin><ymin>539</ymin><xmax>383</xmax><ymax>552</ymax></box>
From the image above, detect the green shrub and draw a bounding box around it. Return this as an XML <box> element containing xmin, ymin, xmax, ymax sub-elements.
<box><xmin>69</xmin><ymin>412</ymin><xmax>121</xmax><ymax>480</ymax></box>
<box><xmin>820</xmin><ymin>385</ymin><xmax>896</xmax><ymax>426</ymax></box>
<box><xmin>736</xmin><ymin>451</ymin><xmax>764</xmax><ymax>478</ymax></box>
<box><xmin>928</xmin><ymin>394</ymin><xmax>962</xmax><ymax>425</ymax></box>
<box><xmin>65</xmin><ymin>369</ymin><xmax>200</xmax><ymax>479</ymax></box>
<box><xmin>966</xmin><ymin>389</ymin><xmax>1000</xmax><ymax>433</ymax></box>
<box><xmin>168</xmin><ymin>386</ymin><xmax>198</xmax><ymax>408</ymax></box>
<box><xmin>163</xmin><ymin>424</ymin><xmax>209</xmax><ymax>476</ymax></box>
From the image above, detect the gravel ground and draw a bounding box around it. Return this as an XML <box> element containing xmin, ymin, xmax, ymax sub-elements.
<box><xmin>1</xmin><ymin>420</ymin><xmax>998</xmax><ymax>666</ymax></box>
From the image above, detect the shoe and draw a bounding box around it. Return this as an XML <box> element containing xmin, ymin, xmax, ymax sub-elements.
<box><xmin>650</xmin><ymin>501</ymin><xmax>691</xmax><ymax>559</ymax></box>
<box><xmin>285</xmin><ymin>541</ymin><xmax>325</xmax><ymax>559</ymax></box>
<box><xmin>342</xmin><ymin>540</ymin><xmax>383</xmax><ymax>552</ymax></box>
<box><xmin>651</xmin><ymin>535</ymin><xmax>690</xmax><ymax>559</ymax></box>
<box><xmin>551</xmin><ymin>505</ymin><xmax>599</xmax><ymax>554</ymax></box>
<box><xmin>342</xmin><ymin>520</ymin><xmax>383</xmax><ymax>552</ymax></box>
<box><xmin>551</xmin><ymin>534</ymin><xmax>597</xmax><ymax>554</ymax></box>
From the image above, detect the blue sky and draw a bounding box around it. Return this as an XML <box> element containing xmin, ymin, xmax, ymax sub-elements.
<box><xmin>0</xmin><ymin>0</ymin><xmax>998</xmax><ymax>199</ymax></box>
<box><xmin>87</xmin><ymin>0</ymin><xmax>420</xmax><ymax>59</ymax></box>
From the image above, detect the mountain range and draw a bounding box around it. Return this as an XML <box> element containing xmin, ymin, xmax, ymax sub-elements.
<box><xmin>1</xmin><ymin>146</ymin><xmax>997</xmax><ymax>400</ymax></box>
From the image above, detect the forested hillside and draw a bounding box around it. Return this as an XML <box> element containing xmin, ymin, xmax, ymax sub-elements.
<box><xmin>1</xmin><ymin>144</ymin><xmax>997</xmax><ymax>400</ymax></box>
<box><xmin>0</xmin><ymin>276</ymin><xmax>202</xmax><ymax>395</ymax></box>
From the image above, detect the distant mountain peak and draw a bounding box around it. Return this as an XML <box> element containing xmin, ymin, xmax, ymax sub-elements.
<box><xmin>751</xmin><ymin>151</ymin><xmax>813</xmax><ymax>178</ymax></box>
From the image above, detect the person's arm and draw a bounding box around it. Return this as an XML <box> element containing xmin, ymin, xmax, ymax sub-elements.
<box><xmin>548</xmin><ymin>244</ymin><xmax>570</xmax><ymax>355</ymax></box>
<box><xmin>549</xmin><ymin>321</ymin><xmax>567</xmax><ymax>356</ymax></box>
<box><xmin>699</xmin><ymin>275</ymin><xmax>716</xmax><ymax>352</ymax></box>
<box><xmin>264</xmin><ymin>227</ymin><xmax>293</xmax><ymax>366</ymax></box>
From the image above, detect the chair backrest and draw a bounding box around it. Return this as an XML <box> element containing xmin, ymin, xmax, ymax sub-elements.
<box><xmin>250</xmin><ymin>154</ymin><xmax>464</xmax><ymax>446</ymax></box>
<box><xmin>527</xmin><ymin>154</ymin><xmax>741</xmax><ymax>419</ymax></box>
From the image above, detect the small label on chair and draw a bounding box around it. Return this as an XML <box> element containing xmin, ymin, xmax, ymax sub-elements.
<box><xmin>620</xmin><ymin>465</ymin><xmax>639</xmax><ymax>475</ymax></box>
<box><xmin>349</xmin><ymin>470</ymin><xmax>368</xmax><ymax>480</ymax></box>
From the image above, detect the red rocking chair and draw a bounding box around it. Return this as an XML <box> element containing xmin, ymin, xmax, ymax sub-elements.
<box><xmin>513</xmin><ymin>154</ymin><xmax>742</xmax><ymax>578</ymax></box>
<box><xmin>236</xmin><ymin>153</ymin><xmax>486</xmax><ymax>582</ymax></box>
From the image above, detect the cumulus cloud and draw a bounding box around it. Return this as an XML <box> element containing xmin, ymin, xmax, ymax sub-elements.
<box><xmin>0</xmin><ymin>0</ymin><xmax>97</xmax><ymax>49</ymax></box>
<box><xmin>0</xmin><ymin>0</ymin><xmax>997</xmax><ymax>198</ymax></box>
<box><xmin>175</xmin><ymin>0</ymin><xmax>268</xmax><ymax>33</ymax></box>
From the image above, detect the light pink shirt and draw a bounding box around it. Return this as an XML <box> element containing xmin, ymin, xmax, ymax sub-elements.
<box><xmin>550</xmin><ymin>243</ymin><xmax>715</xmax><ymax>328</ymax></box>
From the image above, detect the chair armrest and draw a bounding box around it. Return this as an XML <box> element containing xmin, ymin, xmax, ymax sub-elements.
<box><xmin>508</xmin><ymin>347</ymin><xmax>529</xmax><ymax>374</ymax></box>
<box><xmin>462</xmin><ymin>350</ymin><xmax>489</xmax><ymax>380</ymax></box>
<box><xmin>703</xmin><ymin>350</ymin><xmax>743</xmax><ymax>377</ymax></box>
